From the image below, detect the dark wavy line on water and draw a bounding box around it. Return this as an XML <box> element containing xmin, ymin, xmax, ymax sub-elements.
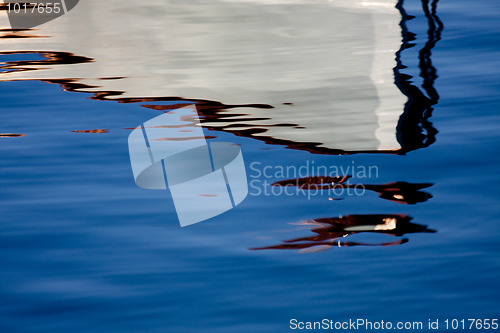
<box><xmin>394</xmin><ymin>0</ymin><xmax>442</xmax><ymax>153</ymax></box>
<box><xmin>0</xmin><ymin>51</ymin><xmax>93</xmax><ymax>74</ymax></box>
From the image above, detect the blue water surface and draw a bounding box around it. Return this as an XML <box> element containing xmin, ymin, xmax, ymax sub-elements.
<box><xmin>1</xmin><ymin>0</ymin><xmax>500</xmax><ymax>332</ymax></box>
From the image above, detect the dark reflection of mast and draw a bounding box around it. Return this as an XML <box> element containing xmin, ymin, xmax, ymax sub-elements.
<box><xmin>395</xmin><ymin>0</ymin><xmax>443</xmax><ymax>153</ymax></box>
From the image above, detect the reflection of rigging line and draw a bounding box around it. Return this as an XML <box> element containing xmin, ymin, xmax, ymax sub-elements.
<box><xmin>419</xmin><ymin>0</ymin><xmax>442</xmax><ymax>147</ymax></box>
<box><xmin>394</xmin><ymin>0</ymin><xmax>442</xmax><ymax>152</ymax></box>
<box><xmin>420</xmin><ymin>0</ymin><xmax>443</xmax><ymax>104</ymax></box>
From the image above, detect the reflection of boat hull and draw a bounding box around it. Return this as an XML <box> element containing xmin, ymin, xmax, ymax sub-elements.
<box><xmin>1</xmin><ymin>0</ymin><xmax>406</xmax><ymax>152</ymax></box>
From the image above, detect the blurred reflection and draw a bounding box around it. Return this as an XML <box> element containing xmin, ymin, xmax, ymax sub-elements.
<box><xmin>71</xmin><ymin>129</ymin><xmax>109</xmax><ymax>133</ymax></box>
<box><xmin>272</xmin><ymin>176</ymin><xmax>433</xmax><ymax>205</ymax></box>
<box><xmin>0</xmin><ymin>0</ymin><xmax>442</xmax><ymax>155</ymax></box>
<box><xmin>250</xmin><ymin>214</ymin><xmax>435</xmax><ymax>251</ymax></box>
<box><xmin>0</xmin><ymin>28</ymin><xmax>48</xmax><ymax>39</ymax></box>
<box><xmin>0</xmin><ymin>133</ymin><xmax>25</xmax><ymax>137</ymax></box>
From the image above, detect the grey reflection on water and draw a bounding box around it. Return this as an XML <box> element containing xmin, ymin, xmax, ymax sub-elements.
<box><xmin>0</xmin><ymin>28</ymin><xmax>48</xmax><ymax>39</ymax></box>
<box><xmin>0</xmin><ymin>0</ymin><xmax>440</xmax><ymax>155</ymax></box>
<box><xmin>251</xmin><ymin>0</ymin><xmax>442</xmax><ymax>252</ymax></box>
<box><xmin>0</xmin><ymin>0</ymin><xmax>443</xmax><ymax>244</ymax></box>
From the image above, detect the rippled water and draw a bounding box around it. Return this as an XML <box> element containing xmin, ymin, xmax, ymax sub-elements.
<box><xmin>1</xmin><ymin>0</ymin><xmax>500</xmax><ymax>332</ymax></box>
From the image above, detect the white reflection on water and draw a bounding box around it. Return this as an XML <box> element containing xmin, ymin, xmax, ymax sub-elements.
<box><xmin>0</xmin><ymin>0</ymin><xmax>405</xmax><ymax>152</ymax></box>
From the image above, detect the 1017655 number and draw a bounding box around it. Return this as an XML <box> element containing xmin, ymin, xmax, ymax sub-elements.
<box><xmin>6</xmin><ymin>2</ymin><xmax>62</xmax><ymax>14</ymax></box>
<box><xmin>444</xmin><ymin>319</ymin><xmax>498</xmax><ymax>330</ymax></box>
